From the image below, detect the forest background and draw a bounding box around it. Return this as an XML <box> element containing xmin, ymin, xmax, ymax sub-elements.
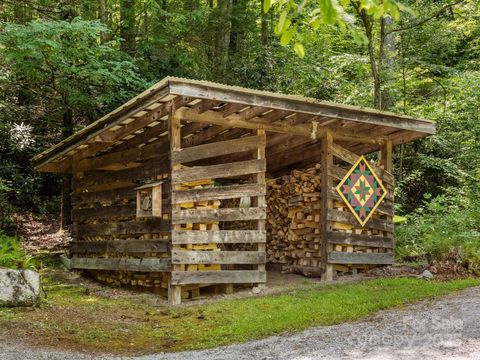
<box><xmin>0</xmin><ymin>0</ymin><xmax>478</xmax><ymax>270</ymax></box>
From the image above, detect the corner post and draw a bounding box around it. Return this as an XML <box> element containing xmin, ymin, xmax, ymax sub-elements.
<box><xmin>321</xmin><ymin>130</ymin><xmax>334</xmax><ymax>281</ymax></box>
<box><xmin>168</xmin><ymin>103</ymin><xmax>182</xmax><ymax>306</ymax></box>
<box><xmin>252</xmin><ymin>129</ymin><xmax>267</xmax><ymax>289</ymax></box>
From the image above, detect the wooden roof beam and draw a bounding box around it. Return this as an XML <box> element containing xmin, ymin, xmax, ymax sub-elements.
<box><xmin>169</xmin><ymin>80</ymin><xmax>436</xmax><ymax>134</ymax></box>
<box><xmin>175</xmin><ymin>108</ymin><xmax>386</xmax><ymax>145</ymax></box>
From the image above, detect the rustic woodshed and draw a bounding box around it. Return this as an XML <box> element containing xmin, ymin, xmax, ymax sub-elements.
<box><xmin>33</xmin><ymin>77</ymin><xmax>436</xmax><ymax>305</ymax></box>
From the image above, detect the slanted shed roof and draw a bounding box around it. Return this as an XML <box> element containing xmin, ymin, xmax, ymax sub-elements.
<box><xmin>33</xmin><ymin>77</ymin><xmax>435</xmax><ymax>176</ymax></box>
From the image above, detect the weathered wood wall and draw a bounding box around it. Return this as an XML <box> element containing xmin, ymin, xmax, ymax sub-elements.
<box><xmin>69</xmin><ymin>131</ymin><xmax>172</xmax><ymax>292</ymax></box>
<box><xmin>325</xmin><ymin>140</ymin><xmax>394</xmax><ymax>275</ymax></box>
<box><xmin>264</xmin><ymin>136</ymin><xmax>394</xmax><ymax>278</ymax></box>
<box><xmin>169</xmin><ymin>123</ymin><xmax>267</xmax><ymax>305</ymax></box>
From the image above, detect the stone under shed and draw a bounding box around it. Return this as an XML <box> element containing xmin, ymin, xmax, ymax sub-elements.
<box><xmin>33</xmin><ymin>77</ymin><xmax>436</xmax><ymax>305</ymax></box>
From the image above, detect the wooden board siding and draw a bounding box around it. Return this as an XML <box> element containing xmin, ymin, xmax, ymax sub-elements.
<box><xmin>172</xmin><ymin>184</ymin><xmax>265</xmax><ymax>204</ymax></box>
<box><xmin>169</xmin><ymin>127</ymin><xmax>267</xmax><ymax>304</ymax></box>
<box><xmin>70</xmin><ymin>257</ymin><xmax>171</xmax><ymax>272</ymax></box>
<box><xmin>172</xmin><ymin>207</ymin><xmax>266</xmax><ymax>223</ymax></box>
<box><xmin>323</xmin><ymin>140</ymin><xmax>395</xmax><ymax>270</ymax></box>
<box><xmin>70</xmin><ymin>239</ymin><xmax>169</xmax><ymax>254</ymax></box>
<box><xmin>171</xmin><ymin>251</ymin><xmax>266</xmax><ymax>265</ymax></box>
<box><xmin>327</xmin><ymin>232</ymin><xmax>394</xmax><ymax>248</ymax></box>
<box><xmin>171</xmin><ymin>159</ymin><xmax>266</xmax><ymax>184</ymax></box>
<box><xmin>327</xmin><ymin>252</ymin><xmax>394</xmax><ymax>265</ymax></box>
<box><xmin>72</xmin><ymin>219</ymin><xmax>170</xmax><ymax>237</ymax></box>
<box><xmin>172</xmin><ymin>230</ymin><xmax>266</xmax><ymax>244</ymax></box>
<box><xmin>171</xmin><ymin>134</ymin><xmax>264</xmax><ymax>163</ymax></box>
<box><xmin>171</xmin><ymin>270</ymin><xmax>266</xmax><ymax>285</ymax></box>
<box><xmin>69</xmin><ymin>128</ymin><xmax>171</xmax><ymax>292</ymax></box>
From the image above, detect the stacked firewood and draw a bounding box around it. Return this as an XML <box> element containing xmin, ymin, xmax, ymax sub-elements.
<box><xmin>266</xmin><ymin>165</ymin><xmax>323</xmax><ymax>266</ymax></box>
<box><xmin>266</xmin><ymin>178</ymin><xmax>289</xmax><ymax>263</ymax></box>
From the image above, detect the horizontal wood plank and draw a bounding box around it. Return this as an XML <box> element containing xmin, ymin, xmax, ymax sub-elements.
<box><xmin>70</xmin><ymin>239</ymin><xmax>169</xmax><ymax>254</ymax></box>
<box><xmin>172</xmin><ymin>184</ymin><xmax>265</xmax><ymax>204</ymax></box>
<box><xmin>72</xmin><ymin>205</ymin><xmax>136</xmax><ymax>222</ymax></box>
<box><xmin>77</xmin><ymin>138</ymin><xmax>169</xmax><ymax>172</ymax></box>
<box><xmin>171</xmin><ymin>135</ymin><xmax>264</xmax><ymax>163</ymax></box>
<box><xmin>172</xmin><ymin>159</ymin><xmax>266</xmax><ymax>184</ymax></box>
<box><xmin>327</xmin><ymin>251</ymin><xmax>394</xmax><ymax>265</ymax></box>
<box><xmin>171</xmin><ymin>270</ymin><xmax>266</xmax><ymax>285</ymax></box>
<box><xmin>70</xmin><ymin>257</ymin><xmax>171</xmax><ymax>272</ymax></box>
<box><xmin>172</xmin><ymin>207</ymin><xmax>266</xmax><ymax>224</ymax></box>
<box><xmin>72</xmin><ymin>186</ymin><xmax>136</xmax><ymax>205</ymax></box>
<box><xmin>73</xmin><ymin>219</ymin><xmax>170</xmax><ymax>237</ymax></box>
<box><xmin>76</xmin><ymin>160</ymin><xmax>169</xmax><ymax>190</ymax></box>
<box><xmin>172</xmin><ymin>230</ymin><xmax>266</xmax><ymax>244</ymax></box>
<box><xmin>327</xmin><ymin>209</ymin><xmax>393</xmax><ymax>232</ymax></box>
<box><xmin>327</xmin><ymin>231</ymin><xmax>394</xmax><ymax>248</ymax></box>
<box><xmin>172</xmin><ymin>250</ymin><xmax>265</xmax><ymax>264</ymax></box>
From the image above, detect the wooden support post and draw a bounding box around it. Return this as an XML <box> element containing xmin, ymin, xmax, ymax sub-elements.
<box><xmin>380</xmin><ymin>139</ymin><xmax>394</xmax><ymax>244</ymax></box>
<box><xmin>168</xmin><ymin>104</ymin><xmax>182</xmax><ymax>306</ymax></box>
<box><xmin>252</xmin><ymin>129</ymin><xmax>267</xmax><ymax>288</ymax></box>
<box><xmin>381</xmin><ymin>140</ymin><xmax>393</xmax><ymax>173</ymax></box>
<box><xmin>321</xmin><ymin>130</ymin><xmax>334</xmax><ymax>281</ymax></box>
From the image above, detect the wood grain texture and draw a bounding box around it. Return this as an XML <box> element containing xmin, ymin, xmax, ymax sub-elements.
<box><xmin>72</xmin><ymin>219</ymin><xmax>170</xmax><ymax>236</ymax></box>
<box><xmin>171</xmin><ymin>230</ymin><xmax>266</xmax><ymax>244</ymax></box>
<box><xmin>172</xmin><ymin>207</ymin><xmax>266</xmax><ymax>223</ymax></box>
<box><xmin>171</xmin><ymin>159</ymin><xmax>266</xmax><ymax>184</ymax></box>
<box><xmin>70</xmin><ymin>257</ymin><xmax>171</xmax><ymax>271</ymax></box>
<box><xmin>70</xmin><ymin>239</ymin><xmax>169</xmax><ymax>254</ymax></box>
<box><xmin>327</xmin><ymin>209</ymin><xmax>393</xmax><ymax>232</ymax></box>
<box><xmin>172</xmin><ymin>184</ymin><xmax>265</xmax><ymax>204</ymax></box>
<box><xmin>171</xmin><ymin>135</ymin><xmax>264</xmax><ymax>163</ymax></box>
<box><xmin>327</xmin><ymin>231</ymin><xmax>394</xmax><ymax>248</ymax></box>
<box><xmin>171</xmin><ymin>250</ymin><xmax>266</xmax><ymax>264</ymax></box>
<box><xmin>170</xmin><ymin>270</ymin><xmax>266</xmax><ymax>285</ymax></box>
<box><xmin>327</xmin><ymin>251</ymin><xmax>394</xmax><ymax>265</ymax></box>
<box><xmin>72</xmin><ymin>204</ymin><xmax>136</xmax><ymax>222</ymax></box>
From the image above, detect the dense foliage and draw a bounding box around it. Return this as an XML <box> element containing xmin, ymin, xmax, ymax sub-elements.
<box><xmin>0</xmin><ymin>0</ymin><xmax>478</xmax><ymax>265</ymax></box>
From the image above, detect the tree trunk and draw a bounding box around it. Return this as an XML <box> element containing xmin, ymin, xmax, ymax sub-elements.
<box><xmin>380</xmin><ymin>15</ymin><xmax>395</xmax><ymax>110</ymax></box>
<box><xmin>184</xmin><ymin>0</ymin><xmax>200</xmax><ymax>10</ymax></box>
<box><xmin>98</xmin><ymin>0</ymin><xmax>109</xmax><ymax>43</ymax></box>
<box><xmin>120</xmin><ymin>0</ymin><xmax>136</xmax><ymax>55</ymax></box>
<box><xmin>261</xmin><ymin>0</ymin><xmax>268</xmax><ymax>46</ymax></box>
<box><xmin>213</xmin><ymin>0</ymin><xmax>233</xmax><ymax>80</ymax></box>
<box><xmin>61</xmin><ymin>107</ymin><xmax>74</xmax><ymax>230</ymax></box>
<box><xmin>230</xmin><ymin>0</ymin><xmax>248</xmax><ymax>53</ymax></box>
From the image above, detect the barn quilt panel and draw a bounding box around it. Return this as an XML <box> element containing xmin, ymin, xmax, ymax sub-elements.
<box><xmin>336</xmin><ymin>156</ymin><xmax>387</xmax><ymax>227</ymax></box>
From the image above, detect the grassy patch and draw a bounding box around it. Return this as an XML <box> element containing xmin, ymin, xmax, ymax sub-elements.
<box><xmin>0</xmin><ymin>276</ymin><xmax>479</xmax><ymax>355</ymax></box>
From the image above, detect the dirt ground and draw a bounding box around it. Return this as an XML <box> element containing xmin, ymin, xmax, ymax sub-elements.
<box><xmin>52</xmin><ymin>266</ymin><xmax>375</xmax><ymax>307</ymax></box>
<box><xmin>2</xmin><ymin>283</ymin><xmax>479</xmax><ymax>359</ymax></box>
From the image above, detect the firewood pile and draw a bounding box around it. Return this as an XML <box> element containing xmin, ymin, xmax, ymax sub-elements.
<box><xmin>266</xmin><ymin>165</ymin><xmax>322</xmax><ymax>266</ymax></box>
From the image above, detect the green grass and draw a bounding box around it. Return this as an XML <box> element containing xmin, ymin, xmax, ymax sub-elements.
<box><xmin>1</xmin><ymin>276</ymin><xmax>479</xmax><ymax>355</ymax></box>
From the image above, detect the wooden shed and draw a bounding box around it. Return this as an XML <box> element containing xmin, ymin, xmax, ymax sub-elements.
<box><xmin>33</xmin><ymin>77</ymin><xmax>435</xmax><ymax>305</ymax></box>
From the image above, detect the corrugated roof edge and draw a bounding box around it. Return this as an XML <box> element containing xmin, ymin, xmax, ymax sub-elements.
<box><xmin>167</xmin><ymin>77</ymin><xmax>434</xmax><ymax>124</ymax></box>
<box><xmin>32</xmin><ymin>76</ymin><xmax>436</xmax><ymax>168</ymax></box>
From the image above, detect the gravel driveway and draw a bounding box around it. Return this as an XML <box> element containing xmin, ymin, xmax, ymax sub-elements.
<box><xmin>4</xmin><ymin>286</ymin><xmax>480</xmax><ymax>360</ymax></box>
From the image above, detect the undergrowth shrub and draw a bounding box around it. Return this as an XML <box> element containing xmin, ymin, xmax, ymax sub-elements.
<box><xmin>0</xmin><ymin>233</ymin><xmax>32</xmax><ymax>269</ymax></box>
<box><xmin>395</xmin><ymin>189</ymin><xmax>480</xmax><ymax>274</ymax></box>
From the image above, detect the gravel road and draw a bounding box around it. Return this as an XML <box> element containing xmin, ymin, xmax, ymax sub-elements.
<box><xmin>3</xmin><ymin>286</ymin><xmax>480</xmax><ymax>360</ymax></box>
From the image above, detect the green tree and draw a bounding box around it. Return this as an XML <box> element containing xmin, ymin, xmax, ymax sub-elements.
<box><xmin>0</xmin><ymin>18</ymin><xmax>146</xmax><ymax>227</ymax></box>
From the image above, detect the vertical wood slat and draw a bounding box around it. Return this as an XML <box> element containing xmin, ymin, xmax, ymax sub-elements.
<box><xmin>321</xmin><ymin>131</ymin><xmax>334</xmax><ymax>280</ymax></box>
<box><xmin>168</xmin><ymin>104</ymin><xmax>182</xmax><ymax>306</ymax></box>
<box><xmin>253</xmin><ymin>129</ymin><xmax>267</xmax><ymax>283</ymax></box>
<box><xmin>380</xmin><ymin>139</ymin><xmax>394</xmax><ymax>249</ymax></box>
